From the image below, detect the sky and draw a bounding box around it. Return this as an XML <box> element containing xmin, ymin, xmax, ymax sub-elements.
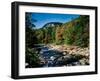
<box><xmin>27</xmin><ymin>12</ymin><xmax>80</xmax><ymax>28</ymax></box>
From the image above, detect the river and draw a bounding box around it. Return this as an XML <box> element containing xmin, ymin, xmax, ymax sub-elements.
<box><xmin>26</xmin><ymin>44</ymin><xmax>88</xmax><ymax>68</ymax></box>
<box><xmin>39</xmin><ymin>46</ymin><xmax>64</xmax><ymax>67</ymax></box>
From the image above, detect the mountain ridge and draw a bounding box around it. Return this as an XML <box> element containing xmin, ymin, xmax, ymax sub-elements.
<box><xmin>42</xmin><ymin>22</ymin><xmax>63</xmax><ymax>28</ymax></box>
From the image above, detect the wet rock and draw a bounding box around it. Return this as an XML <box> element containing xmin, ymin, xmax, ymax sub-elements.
<box><xmin>72</xmin><ymin>62</ymin><xmax>81</xmax><ymax>65</ymax></box>
<box><xmin>79</xmin><ymin>58</ymin><xmax>89</xmax><ymax>65</ymax></box>
<box><xmin>63</xmin><ymin>51</ymin><xmax>68</xmax><ymax>55</ymax></box>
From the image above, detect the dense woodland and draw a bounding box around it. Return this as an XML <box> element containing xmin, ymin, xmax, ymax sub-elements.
<box><xmin>25</xmin><ymin>13</ymin><xmax>89</xmax><ymax>67</ymax></box>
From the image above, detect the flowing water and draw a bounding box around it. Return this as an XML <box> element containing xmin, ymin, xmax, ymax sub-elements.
<box><xmin>39</xmin><ymin>46</ymin><xmax>64</xmax><ymax>67</ymax></box>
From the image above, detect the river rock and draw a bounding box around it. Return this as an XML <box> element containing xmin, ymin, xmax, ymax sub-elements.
<box><xmin>79</xmin><ymin>58</ymin><xmax>89</xmax><ymax>65</ymax></box>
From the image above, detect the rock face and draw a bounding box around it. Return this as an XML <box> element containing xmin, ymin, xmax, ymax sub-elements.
<box><xmin>43</xmin><ymin>22</ymin><xmax>63</xmax><ymax>28</ymax></box>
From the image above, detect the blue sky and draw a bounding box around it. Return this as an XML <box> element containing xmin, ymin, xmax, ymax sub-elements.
<box><xmin>29</xmin><ymin>12</ymin><xmax>80</xmax><ymax>28</ymax></box>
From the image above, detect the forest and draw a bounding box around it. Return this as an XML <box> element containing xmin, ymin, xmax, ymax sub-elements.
<box><xmin>25</xmin><ymin>13</ymin><xmax>89</xmax><ymax>68</ymax></box>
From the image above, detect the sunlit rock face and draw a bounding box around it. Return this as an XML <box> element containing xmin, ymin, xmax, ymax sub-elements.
<box><xmin>43</xmin><ymin>22</ymin><xmax>63</xmax><ymax>28</ymax></box>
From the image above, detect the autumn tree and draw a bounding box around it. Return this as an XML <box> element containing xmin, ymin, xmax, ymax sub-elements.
<box><xmin>56</xmin><ymin>26</ymin><xmax>64</xmax><ymax>44</ymax></box>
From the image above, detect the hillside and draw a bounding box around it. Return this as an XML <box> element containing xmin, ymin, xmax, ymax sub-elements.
<box><xmin>35</xmin><ymin>15</ymin><xmax>89</xmax><ymax>47</ymax></box>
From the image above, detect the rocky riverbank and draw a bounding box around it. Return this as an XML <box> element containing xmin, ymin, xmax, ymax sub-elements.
<box><xmin>46</xmin><ymin>44</ymin><xmax>90</xmax><ymax>66</ymax></box>
<box><xmin>26</xmin><ymin>44</ymin><xmax>90</xmax><ymax>68</ymax></box>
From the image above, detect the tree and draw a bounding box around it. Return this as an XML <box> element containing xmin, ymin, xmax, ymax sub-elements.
<box><xmin>56</xmin><ymin>26</ymin><xmax>64</xmax><ymax>44</ymax></box>
<box><xmin>25</xmin><ymin>13</ymin><xmax>41</xmax><ymax>68</ymax></box>
<box><xmin>26</xmin><ymin>13</ymin><xmax>36</xmax><ymax>28</ymax></box>
<box><xmin>25</xmin><ymin>13</ymin><xmax>37</xmax><ymax>48</ymax></box>
<box><xmin>64</xmin><ymin>15</ymin><xmax>89</xmax><ymax>47</ymax></box>
<box><xmin>36</xmin><ymin>29</ymin><xmax>44</xmax><ymax>43</ymax></box>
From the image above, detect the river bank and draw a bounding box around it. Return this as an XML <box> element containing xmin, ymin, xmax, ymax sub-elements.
<box><xmin>47</xmin><ymin>44</ymin><xmax>89</xmax><ymax>56</ymax></box>
<box><xmin>46</xmin><ymin>44</ymin><xmax>89</xmax><ymax>65</ymax></box>
<box><xmin>26</xmin><ymin>44</ymin><xmax>90</xmax><ymax>68</ymax></box>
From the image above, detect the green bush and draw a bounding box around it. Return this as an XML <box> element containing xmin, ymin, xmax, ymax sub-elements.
<box><xmin>25</xmin><ymin>48</ymin><xmax>41</xmax><ymax>68</ymax></box>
